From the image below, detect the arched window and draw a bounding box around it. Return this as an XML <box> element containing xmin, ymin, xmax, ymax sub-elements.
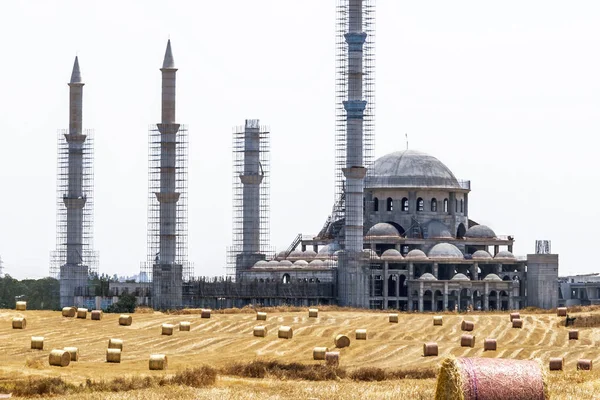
<box><xmin>282</xmin><ymin>274</ymin><xmax>290</xmax><ymax>284</ymax></box>
<box><xmin>373</xmin><ymin>197</ymin><xmax>379</xmax><ymax>212</ymax></box>
<box><xmin>443</xmin><ymin>198</ymin><xmax>449</xmax><ymax>213</ymax></box>
<box><xmin>401</xmin><ymin>197</ymin><xmax>409</xmax><ymax>212</ymax></box>
<box><xmin>386</xmin><ymin>197</ymin><xmax>393</xmax><ymax>211</ymax></box>
<box><xmin>431</xmin><ymin>198</ymin><xmax>437</xmax><ymax>212</ymax></box>
<box><xmin>460</xmin><ymin>199</ymin><xmax>464</xmax><ymax>213</ymax></box>
<box><xmin>417</xmin><ymin>197</ymin><xmax>424</xmax><ymax>212</ymax></box>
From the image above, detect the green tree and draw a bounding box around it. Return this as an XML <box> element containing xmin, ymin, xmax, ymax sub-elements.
<box><xmin>106</xmin><ymin>292</ymin><xmax>136</xmax><ymax>313</ymax></box>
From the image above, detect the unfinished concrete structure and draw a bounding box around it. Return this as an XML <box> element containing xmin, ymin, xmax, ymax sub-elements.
<box><xmin>50</xmin><ymin>57</ymin><xmax>98</xmax><ymax>307</ymax></box>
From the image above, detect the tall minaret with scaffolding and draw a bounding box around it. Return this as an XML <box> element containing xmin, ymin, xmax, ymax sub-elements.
<box><xmin>50</xmin><ymin>57</ymin><xmax>98</xmax><ymax>307</ymax></box>
<box><xmin>143</xmin><ymin>40</ymin><xmax>191</xmax><ymax>310</ymax></box>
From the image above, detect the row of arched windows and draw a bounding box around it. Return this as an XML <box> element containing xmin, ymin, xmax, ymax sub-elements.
<box><xmin>373</xmin><ymin>197</ymin><xmax>463</xmax><ymax>214</ymax></box>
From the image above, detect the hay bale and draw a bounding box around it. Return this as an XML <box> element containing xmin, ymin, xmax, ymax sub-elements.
<box><xmin>549</xmin><ymin>357</ymin><xmax>563</xmax><ymax>371</ymax></box>
<box><xmin>483</xmin><ymin>339</ymin><xmax>497</xmax><ymax>351</ymax></box>
<box><xmin>433</xmin><ymin>316</ymin><xmax>443</xmax><ymax>326</ymax></box>
<box><xmin>108</xmin><ymin>338</ymin><xmax>123</xmax><ymax>351</ymax></box>
<box><xmin>12</xmin><ymin>317</ymin><xmax>26</xmax><ymax>329</ymax></box>
<box><xmin>49</xmin><ymin>349</ymin><xmax>70</xmax><ymax>367</ymax></box>
<box><xmin>389</xmin><ymin>313</ymin><xmax>399</xmax><ymax>323</ymax></box>
<box><xmin>16</xmin><ymin>301</ymin><xmax>26</xmax><ymax>311</ymax></box>
<box><xmin>64</xmin><ymin>347</ymin><xmax>79</xmax><ymax>362</ymax></box>
<box><xmin>355</xmin><ymin>329</ymin><xmax>367</xmax><ymax>340</ymax></box>
<box><xmin>510</xmin><ymin>312</ymin><xmax>520</xmax><ymax>321</ymax></box>
<box><xmin>62</xmin><ymin>307</ymin><xmax>76</xmax><ymax>317</ymax></box>
<box><xmin>334</xmin><ymin>334</ymin><xmax>350</xmax><ymax>348</ymax></box>
<box><xmin>256</xmin><ymin>312</ymin><xmax>267</xmax><ymax>321</ymax></box>
<box><xmin>512</xmin><ymin>319</ymin><xmax>523</xmax><ymax>329</ymax></box>
<box><xmin>423</xmin><ymin>342</ymin><xmax>438</xmax><ymax>357</ymax></box>
<box><xmin>278</xmin><ymin>326</ymin><xmax>293</xmax><ymax>339</ymax></box>
<box><xmin>106</xmin><ymin>348</ymin><xmax>121</xmax><ymax>363</ymax></box>
<box><xmin>313</xmin><ymin>346</ymin><xmax>329</xmax><ymax>360</ymax></box>
<box><xmin>435</xmin><ymin>357</ymin><xmax>548</xmax><ymax>400</ymax></box>
<box><xmin>179</xmin><ymin>321</ymin><xmax>191</xmax><ymax>331</ymax></box>
<box><xmin>162</xmin><ymin>324</ymin><xmax>175</xmax><ymax>336</ymax></box>
<box><xmin>569</xmin><ymin>330</ymin><xmax>579</xmax><ymax>340</ymax></box>
<box><xmin>76</xmin><ymin>308</ymin><xmax>88</xmax><ymax>319</ymax></box>
<box><xmin>201</xmin><ymin>309</ymin><xmax>211</xmax><ymax>319</ymax></box>
<box><xmin>557</xmin><ymin>307</ymin><xmax>567</xmax><ymax>317</ymax></box>
<box><xmin>149</xmin><ymin>354</ymin><xmax>168</xmax><ymax>370</ymax></box>
<box><xmin>31</xmin><ymin>336</ymin><xmax>44</xmax><ymax>350</ymax></box>
<box><xmin>461</xmin><ymin>334</ymin><xmax>476</xmax><ymax>348</ymax></box>
<box><xmin>253</xmin><ymin>326</ymin><xmax>267</xmax><ymax>337</ymax></box>
<box><xmin>577</xmin><ymin>359</ymin><xmax>592</xmax><ymax>371</ymax></box>
<box><xmin>119</xmin><ymin>314</ymin><xmax>132</xmax><ymax>326</ymax></box>
<box><xmin>309</xmin><ymin>308</ymin><xmax>318</xmax><ymax>318</ymax></box>
<box><xmin>461</xmin><ymin>320</ymin><xmax>474</xmax><ymax>331</ymax></box>
<box><xmin>325</xmin><ymin>351</ymin><xmax>339</xmax><ymax>367</ymax></box>
<box><xmin>91</xmin><ymin>310</ymin><xmax>103</xmax><ymax>320</ymax></box>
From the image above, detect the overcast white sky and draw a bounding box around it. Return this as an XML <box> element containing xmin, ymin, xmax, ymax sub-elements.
<box><xmin>0</xmin><ymin>1</ymin><xmax>598</xmax><ymax>280</ymax></box>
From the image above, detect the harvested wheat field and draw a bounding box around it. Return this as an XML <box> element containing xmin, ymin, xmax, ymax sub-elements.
<box><xmin>1</xmin><ymin>308</ymin><xmax>600</xmax><ymax>399</ymax></box>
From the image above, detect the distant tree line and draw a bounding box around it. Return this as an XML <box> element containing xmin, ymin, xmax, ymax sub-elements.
<box><xmin>0</xmin><ymin>275</ymin><xmax>60</xmax><ymax>310</ymax></box>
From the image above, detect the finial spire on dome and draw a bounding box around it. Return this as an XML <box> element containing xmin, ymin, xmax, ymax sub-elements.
<box><xmin>161</xmin><ymin>39</ymin><xmax>175</xmax><ymax>69</ymax></box>
<box><xmin>69</xmin><ymin>56</ymin><xmax>82</xmax><ymax>84</ymax></box>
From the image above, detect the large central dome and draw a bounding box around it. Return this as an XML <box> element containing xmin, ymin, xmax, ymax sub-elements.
<box><xmin>365</xmin><ymin>149</ymin><xmax>462</xmax><ymax>189</ymax></box>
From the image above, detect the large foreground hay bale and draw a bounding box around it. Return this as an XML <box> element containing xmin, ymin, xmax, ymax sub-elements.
<box><xmin>119</xmin><ymin>314</ymin><xmax>132</xmax><ymax>326</ymax></box>
<box><xmin>149</xmin><ymin>354</ymin><xmax>168</xmax><ymax>370</ymax></box>
<box><xmin>483</xmin><ymin>339</ymin><xmax>497</xmax><ymax>351</ymax></box>
<box><xmin>201</xmin><ymin>309</ymin><xmax>211</xmax><ymax>319</ymax></box>
<box><xmin>461</xmin><ymin>335</ymin><xmax>475</xmax><ymax>348</ymax></box>
<box><xmin>16</xmin><ymin>301</ymin><xmax>26</xmax><ymax>311</ymax></box>
<box><xmin>461</xmin><ymin>320</ymin><xmax>474</xmax><ymax>331</ymax></box>
<box><xmin>64</xmin><ymin>347</ymin><xmax>79</xmax><ymax>362</ymax></box>
<box><xmin>549</xmin><ymin>358</ymin><xmax>563</xmax><ymax>371</ymax></box>
<box><xmin>355</xmin><ymin>329</ymin><xmax>367</xmax><ymax>340</ymax></box>
<box><xmin>313</xmin><ymin>346</ymin><xmax>328</xmax><ymax>360</ymax></box>
<box><xmin>435</xmin><ymin>357</ymin><xmax>548</xmax><ymax>400</ymax></box>
<box><xmin>31</xmin><ymin>336</ymin><xmax>44</xmax><ymax>350</ymax></box>
<box><xmin>334</xmin><ymin>334</ymin><xmax>350</xmax><ymax>348</ymax></box>
<box><xmin>569</xmin><ymin>330</ymin><xmax>579</xmax><ymax>340</ymax></box>
<box><xmin>162</xmin><ymin>324</ymin><xmax>175</xmax><ymax>336</ymax></box>
<box><xmin>49</xmin><ymin>349</ymin><xmax>70</xmax><ymax>367</ymax></box>
<box><xmin>62</xmin><ymin>307</ymin><xmax>76</xmax><ymax>317</ymax></box>
<box><xmin>256</xmin><ymin>312</ymin><xmax>267</xmax><ymax>321</ymax></box>
<box><xmin>512</xmin><ymin>319</ymin><xmax>523</xmax><ymax>329</ymax></box>
<box><xmin>309</xmin><ymin>308</ymin><xmax>318</xmax><ymax>318</ymax></box>
<box><xmin>389</xmin><ymin>313</ymin><xmax>399</xmax><ymax>323</ymax></box>
<box><xmin>278</xmin><ymin>326</ymin><xmax>293</xmax><ymax>339</ymax></box>
<box><xmin>557</xmin><ymin>307</ymin><xmax>567</xmax><ymax>317</ymax></box>
<box><xmin>76</xmin><ymin>308</ymin><xmax>88</xmax><ymax>319</ymax></box>
<box><xmin>577</xmin><ymin>359</ymin><xmax>592</xmax><ymax>371</ymax></box>
<box><xmin>179</xmin><ymin>321</ymin><xmax>191</xmax><ymax>331</ymax></box>
<box><xmin>253</xmin><ymin>326</ymin><xmax>267</xmax><ymax>337</ymax></box>
<box><xmin>106</xmin><ymin>348</ymin><xmax>121</xmax><ymax>363</ymax></box>
<box><xmin>12</xmin><ymin>317</ymin><xmax>26</xmax><ymax>329</ymax></box>
<box><xmin>510</xmin><ymin>312</ymin><xmax>520</xmax><ymax>321</ymax></box>
<box><xmin>325</xmin><ymin>351</ymin><xmax>339</xmax><ymax>367</ymax></box>
<box><xmin>424</xmin><ymin>342</ymin><xmax>438</xmax><ymax>357</ymax></box>
<box><xmin>433</xmin><ymin>316</ymin><xmax>443</xmax><ymax>326</ymax></box>
<box><xmin>108</xmin><ymin>338</ymin><xmax>123</xmax><ymax>351</ymax></box>
<box><xmin>91</xmin><ymin>310</ymin><xmax>103</xmax><ymax>320</ymax></box>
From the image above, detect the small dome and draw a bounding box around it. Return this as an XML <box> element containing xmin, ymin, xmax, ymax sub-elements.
<box><xmin>495</xmin><ymin>250</ymin><xmax>515</xmax><ymax>259</ymax></box>
<box><xmin>278</xmin><ymin>260</ymin><xmax>293</xmax><ymax>266</ymax></box>
<box><xmin>465</xmin><ymin>225</ymin><xmax>496</xmax><ymax>239</ymax></box>
<box><xmin>381</xmin><ymin>249</ymin><xmax>403</xmax><ymax>260</ymax></box>
<box><xmin>406</xmin><ymin>249</ymin><xmax>427</xmax><ymax>259</ymax></box>
<box><xmin>276</xmin><ymin>251</ymin><xmax>287</xmax><ymax>260</ymax></box>
<box><xmin>425</xmin><ymin>220</ymin><xmax>452</xmax><ymax>239</ymax></box>
<box><xmin>318</xmin><ymin>243</ymin><xmax>341</xmax><ymax>255</ymax></box>
<box><xmin>451</xmin><ymin>273</ymin><xmax>470</xmax><ymax>281</ymax></box>
<box><xmin>323</xmin><ymin>260</ymin><xmax>337</xmax><ymax>268</ymax></box>
<box><xmin>362</xmin><ymin>249</ymin><xmax>380</xmax><ymax>260</ymax></box>
<box><xmin>428</xmin><ymin>243</ymin><xmax>464</xmax><ymax>259</ymax></box>
<box><xmin>309</xmin><ymin>259</ymin><xmax>324</xmax><ymax>267</ymax></box>
<box><xmin>483</xmin><ymin>273</ymin><xmax>502</xmax><ymax>281</ymax></box>
<box><xmin>303</xmin><ymin>249</ymin><xmax>317</xmax><ymax>258</ymax></box>
<box><xmin>293</xmin><ymin>260</ymin><xmax>308</xmax><ymax>266</ymax></box>
<box><xmin>267</xmin><ymin>260</ymin><xmax>279</xmax><ymax>266</ymax></box>
<box><xmin>366</xmin><ymin>222</ymin><xmax>400</xmax><ymax>237</ymax></box>
<box><xmin>418</xmin><ymin>273</ymin><xmax>437</xmax><ymax>281</ymax></box>
<box><xmin>253</xmin><ymin>260</ymin><xmax>269</xmax><ymax>268</ymax></box>
<box><xmin>472</xmin><ymin>250</ymin><xmax>492</xmax><ymax>260</ymax></box>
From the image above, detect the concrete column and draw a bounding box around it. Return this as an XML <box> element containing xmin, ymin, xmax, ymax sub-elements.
<box><xmin>471</xmin><ymin>263</ymin><xmax>478</xmax><ymax>280</ymax></box>
<box><xmin>509</xmin><ymin>288</ymin><xmax>513</xmax><ymax>310</ymax></box>
<box><xmin>464</xmin><ymin>193</ymin><xmax>469</xmax><ymax>216</ymax></box>
<box><xmin>457</xmin><ymin>291</ymin><xmax>461</xmax><ymax>311</ymax></box>
<box><xmin>408</xmin><ymin>289</ymin><xmax>413</xmax><ymax>311</ymax></box>
<box><xmin>396</xmin><ymin>274</ymin><xmax>401</xmax><ymax>301</ymax></box>
<box><xmin>418</xmin><ymin>282</ymin><xmax>424</xmax><ymax>312</ymax></box>
<box><xmin>408</xmin><ymin>262</ymin><xmax>414</xmax><ymax>279</ymax></box>
<box><xmin>496</xmin><ymin>291</ymin><xmax>501</xmax><ymax>310</ymax></box>
<box><xmin>508</xmin><ymin>244</ymin><xmax>513</xmax><ymax>253</ymax></box>
<box><xmin>494</xmin><ymin>245</ymin><xmax>500</xmax><ymax>256</ymax></box>
<box><xmin>433</xmin><ymin>263</ymin><xmax>439</xmax><ymax>279</ymax></box>
<box><xmin>484</xmin><ymin>282</ymin><xmax>489</xmax><ymax>311</ymax></box>
<box><xmin>443</xmin><ymin>282</ymin><xmax>449</xmax><ymax>310</ymax></box>
<box><xmin>383</xmin><ymin>262</ymin><xmax>388</xmax><ymax>309</ymax></box>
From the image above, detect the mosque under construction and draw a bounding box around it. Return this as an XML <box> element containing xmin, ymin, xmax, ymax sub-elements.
<box><xmin>51</xmin><ymin>0</ymin><xmax>560</xmax><ymax>312</ymax></box>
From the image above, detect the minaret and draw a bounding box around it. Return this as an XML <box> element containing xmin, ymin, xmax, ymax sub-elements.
<box><xmin>241</xmin><ymin>119</ymin><xmax>263</xmax><ymax>254</ymax></box>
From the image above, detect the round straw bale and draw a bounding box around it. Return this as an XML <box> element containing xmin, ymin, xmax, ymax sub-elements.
<box><xmin>423</xmin><ymin>342</ymin><xmax>438</xmax><ymax>357</ymax></box>
<box><xmin>162</xmin><ymin>323</ymin><xmax>174</xmax><ymax>336</ymax></box>
<box><xmin>119</xmin><ymin>314</ymin><xmax>132</xmax><ymax>326</ymax></box>
<box><xmin>49</xmin><ymin>349</ymin><xmax>70</xmax><ymax>367</ymax></box>
<box><xmin>308</xmin><ymin>308</ymin><xmax>318</xmax><ymax>318</ymax></box>
<box><xmin>76</xmin><ymin>308</ymin><xmax>88</xmax><ymax>319</ymax></box>
<box><xmin>201</xmin><ymin>309</ymin><xmax>211</xmax><ymax>318</ymax></box>
<box><xmin>355</xmin><ymin>329</ymin><xmax>367</xmax><ymax>340</ymax></box>
<box><xmin>461</xmin><ymin>320</ymin><xmax>474</xmax><ymax>331</ymax></box>
<box><xmin>62</xmin><ymin>307</ymin><xmax>76</xmax><ymax>317</ymax></box>
<box><xmin>64</xmin><ymin>347</ymin><xmax>79</xmax><ymax>362</ymax></box>
<box><xmin>325</xmin><ymin>351</ymin><xmax>339</xmax><ymax>367</ymax></box>
<box><xmin>433</xmin><ymin>316</ymin><xmax>443</xmax><ymax>326</ymax></box>
<box><xmin>16</xmin><ymin>301</ymin><xmax>26</xmax><ymax>311</ymax></box>
<box><xmin>108</xmin><ymin>338</ymin><xmax>123</xmax><ymax>351</ymax></box>
<box><xmin>569</xmin><ymin>330</ymin><xmax>579</xmax><ymax>340</ymax></box>
<box><xmin>435</xmin><ymin>357</ymin><xmax>548</xmax><ymax>400</ymax></box>
<box><xmin>483</xmin><ymin>339</ymin><xmax>497</xmax><ymax>351</ymax></box>
<box><xmin>149</xmin><ymin>354</ymin><xmax>168</xmax><ymax>370</ymax></box>
<box><xmin>31</xmin><ymin>336</ymin><xmax>44</xmax><ymax>350</ymax></box>
<box><xmin>106</xmin><ymin>348</ymin><xmax>121</xmax><ymax>363</ymax></box>
<box><xmin>461</xmin><ymin>334</ymin><xmax>476</xmax><ymax>348</ymax></box>
<box><xmin>389</xmin><ymin>313</ymin><xmax>399</xmax><ymax>323</ymax></box>
<box><xmin>179</xmin><ymin>321</ymin><xmax>191</xmax><ymax>331</ymax></box>
<box><xmin>253</xmin><ymin>325</ymin><xmax>267</xmax><ymax>337</ymax></box>
<box><xmin>334</xmin><ymin>334</ymin><xmax>350</xmax><ymax>348</ymax></box>
<box><xmin>12</xmin><ymin>317</ymin><xmax>26</xmax><ymax>329</ymax></box>
<box><xmin>577</xmin><ymin>359</ymin><xmax>592</xmax><ymax>371</ymax></box>
<box><xmin>512</xmin><ymin>319</ymin><xmax>523</xmax><ymax>329</ymax></box>
<box><xmin>510</xmin><ymin>312</ymin><xmax>520</xmax><ymax>321</ymax></box>
<box><xmin>557</xmin><ymin>307</ymin><xmax>567</xmax><ymax>317</ymax></box>
<box><xmin>91</xmin><ymin>310</ymin><xmax>103</xmax><ymax>320</ymax></box>
<box><xmin>549</xmin><ymin>357</ymin><xmax>563</xmax><ymax>371</ymax></box>
<box><xmin>278</xmin><ymin>326</ymin><xmax>293</xmax><ymax>339</ymax></box>
<box><xmin>313</xmin><ymin>346</ymin><xmax>329</xmax><ymax>360</ymax></box>
<box><xmin>256</xmin><ymin>311</ymin><xmax>267</xmax><ymax>321</ymax></box>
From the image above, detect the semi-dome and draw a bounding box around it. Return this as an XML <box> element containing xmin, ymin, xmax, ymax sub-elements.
<box><xmin>495</xmin><ymin>250</ymin><xmax>516</xmax><ymax>259</ymax></box>
<box><xmin>309</xmin><ymin>259</ymin><xmax>324</xmax><ymax>267</ymax></box>
<box><xmin>253</xmin><ymin>260</ymin><xmax>269</xmax><ymax>268</ymax></box>
<box><xmin>287</xmin><ymin>250</ymin><xmax>303</xmax><ymax>259</ymax></box>
<box><xmin>267</xmin><ymin>260</ymin><xmax>279</xmax><ymax>266</ymax></box>
<box><xmin>293</xmin><ymin>260</ymin><xmax>308</xmax><ymax>266</ymax></box>
<box><xmin>472</xmin><ymin>250</ymin><xmax>492</xmax><ymax>260</ymax></box>
<box><xmin>465</xmin><ymin>225</ymin><xmax>496</xmax><ymax>239</ymax></box>
<box><xmin>278</xmin><ymin>260</ymin><xmax>293</xmax><ymax>266</ymax></box>
<box><xmin>483</xmin><ymin>273</ymin><xmax>502</xmax><ymax>281</ymax></box>
<box><xmin>428</xmin><ymin>243</ymin><xmax>464</xmax><ymax>259</ymax></box>
<box><xmin>425</xmin><ymin>220</ymin><xmax>452</xmax><ymax>239</ymax></box>
<box><xmin>418</xmin><ymin>273</ymin><xmax>437</xmax><ymax>281</ymax></box>
<box><xmin>276</xmin><ymin>251</ymin><xmax>287</xmax><ymax>260</ymax></box>
<box><xmin>381</xmin><ymin>249</ymin><xmax>403</xmax><ymax>260</ymax></box>
<box><xmin>451</xmin><ymin>273</ymin><xmax>470</xmax><ymax>281</ymax></box>
<box><xmin>303</xmin><ymin>249</ymin><xmax>317</xmax><ymax>258</ymax></box>
<box><xmin>366</xmin><ymin>222</ymin><xmax>401</xmax><ymax>237</ymax></box>
<box><xmin>318</xmin><ymin>243</ymin><xmax>341</xmax><ymax>255</ymax></box>
<box><xmin>406</xmin><ymin>249</ymin><xmax>427</xmax><ymax>259</ymax></box>
<box><xmin>365</xmin><ymin>149</ymin><xmax>462</xmax><ymax>189</ymax></box>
